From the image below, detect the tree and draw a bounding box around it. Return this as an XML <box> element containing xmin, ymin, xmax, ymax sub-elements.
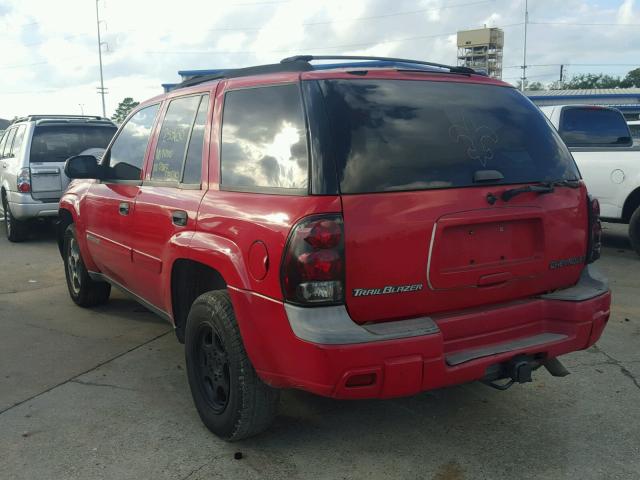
<box><xmin>111</xmin><ymin>97</ymin><xmax>140</xmax><ymax>123</ymax></box>
<box><xmin>516</xmin><ymin>80</ymin><xmax>547</xmax><ymax>91</ymax></box>
<box><xmin>562</xmin><ymin>73</ymin><xmax>622</xmax><ymax>89</ymax></box>
<box><xmin>621</xmin><ymin>67</ymin><xmax>640</xmax><ymax>88</ymax></box>
<box><xmin>527</xmin><ymin>81</ymin><xmax>545</xmax><ymax>91</ymax></box>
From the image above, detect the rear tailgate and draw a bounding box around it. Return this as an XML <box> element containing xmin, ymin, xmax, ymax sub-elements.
<box><xmin>316</xmin><ymin>76</ymin><xmax>586</xmax><ymax>324</ymax></box>
<box><xmin>342</xmin><ymin>186</ymin><xmax>588</xmax><ymax>323</ymax></box>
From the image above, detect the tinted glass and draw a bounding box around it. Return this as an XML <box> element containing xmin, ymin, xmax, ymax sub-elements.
<box><xmin>629</xmin><ymin>124</ymin><xmax>640</xmax><ymax>143</ymax></box>
<box><xmin>10</xmin><ymin>125</ymin><xmax>26</xmax><ymax>157</ymax></box>
<box><xmin>319</xmin><ymin>79</ymin><xmax>579</xmax><ymax>193</ymax></box>
<box><xmin>182</xmin><ymin>95</ymin><xmax>209</xmax><ymax>185</ymax></box>
<box><xmin>30</xmin><ymin>125</ymin><xmax>116</xmax><ymax>163</ymax></box>
<box><xmin>559</xmin><ymin>107</ymin><xmax>632</xmax><ymax>147</ymax></box>
<box><xmin>152</xmin><ymin>95</ymin><xmax>201</xmax><ymax>182</ymax></box>
<box><xmin>221</xmin><ymin>84</ymin><xmax>308</xmax><ymax>190</ymax></box>
<box><xmin>2</xmin><ymin>128</ymin><xmax>16</xmax><ymax>157</ymax></box>
<box><xmin>106</xmin><ymin>104</ymin><xmax>159</xmax><ymax>180</ymax></box>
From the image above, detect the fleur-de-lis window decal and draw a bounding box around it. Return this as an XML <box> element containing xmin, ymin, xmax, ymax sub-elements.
<box><xmin>449</xmin><ymin>116</ymin><xmax>498</xmax><ymax>167</ymax></box>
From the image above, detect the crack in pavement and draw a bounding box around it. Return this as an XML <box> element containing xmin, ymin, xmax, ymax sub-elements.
<box><xmin>591</xmin><ymin>345</ymin><xmax>640</xmax><ymax>391</ymax></box>
<box><xmin>70</xmin><ymin>379</ymin><xmax>137</xmax><ymax>391</ymax></box>
<box><xmin>0</xmin><ymin>330</ymin><xmax>171</xmax><ymax>416</ymax></box>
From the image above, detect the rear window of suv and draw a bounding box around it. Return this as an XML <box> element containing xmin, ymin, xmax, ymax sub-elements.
<box><xmin>559</xmin><ymin>107</ymin><xmax>632</xmax><ymax>148</ymax></box>
<box><xmin>318</xmin><ymin>79</ymin><xmax>579</xmax><ymax>194</ymax></box>
<box><xmin>30</xmin><ymin>125</ymin><xmax>117</xmax><ymax>163</ymax></box>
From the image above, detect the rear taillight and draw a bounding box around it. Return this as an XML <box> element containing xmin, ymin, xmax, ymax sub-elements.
<box><xmin>281</xmin><ymin>214</ymin><xmax>344</xmax><ymax>305</ymax></box>
<box><xmin>17</xmin><ymin>168</ymin><xmax>31</xmax><ymax>193</ymax></box>
<box><xmin>587</xmin><ymin>195</ymin><xmax>601</xmax><ymax>263</ymax></box>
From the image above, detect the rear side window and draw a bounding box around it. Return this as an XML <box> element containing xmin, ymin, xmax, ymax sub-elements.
<box><xmin>30</xmin><ymin>125</ymin><xmax>116</xmax><ymax>163</ymax></box>
<box><xmin>318</xmin><ymin>79</ymin><xmax>579</xmax><ymax>194</ymax></box>
<box><xmin>9</xmin><ymin>125</ymin><xmax>26</xmax><ymax>158</ymax></box>
<box><xmin>182</xmin><ymin>96</ymin><xmax>209</xmax><ymax>185</ymax></box>
<box><xmin>221</xmin><ymin>84</ymin><xmax>308</xmax><ymax>191</ymax></box>
<box><xmin>105</xmin><ymin>104</ymin><xmax>159</xmax><ymax>180</ymax></box>
<box><xmin>0</xmin><ymin>131</ymin><xmax>8</xmax><ymax>155</ymax></box>
<box><xmin>628</xmin><ymin>124</ymin><xmax>640</xmax><ymax>143</ymax></box>
<box><xmin>559</xmin><ymin>107</ymin><xmax>632</xmax><ymax>147</ymax></box>
<box><xmin>2</xmin><ymin>128</ymin><xmax>16</xmax><ymax>158</ymax></box>
<box><xmin>151</xmin><ymin>94</ymin><xmax>208</xmax><ymax>184</ymax></box>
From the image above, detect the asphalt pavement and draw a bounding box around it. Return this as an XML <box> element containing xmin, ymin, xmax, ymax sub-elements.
<box><xmin>0</xmin><ymin>220</ymin><xmax>638</xmax><ymax>480</ymax></box>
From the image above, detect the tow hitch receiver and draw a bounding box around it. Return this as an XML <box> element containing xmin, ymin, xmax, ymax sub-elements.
<box><xmin>482</xmin><ymin>355</ymin><xmax>545</xmax><ymax>391</ymax></box>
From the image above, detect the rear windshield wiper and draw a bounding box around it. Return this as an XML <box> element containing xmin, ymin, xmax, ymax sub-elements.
<box><xmin>501</xmin><ymin>179</ymin><xmax>580</xmax><ymax>202</ymax></box>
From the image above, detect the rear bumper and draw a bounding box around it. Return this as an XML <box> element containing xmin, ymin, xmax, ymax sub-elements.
<box><xmin>230</xmin><ymin>266</ymin><xmax>611</xmax><ymax>399</ymax></box>
<box><xmin>6</xmin><ymin>191</ymin><xmax>59</xmax><ymax>219</ymax></box>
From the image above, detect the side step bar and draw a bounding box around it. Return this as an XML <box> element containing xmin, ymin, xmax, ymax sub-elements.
<box><xmin>445</xmin><ymin>333</ymin><xmax>568</xmax><ymax>366</ymax></box>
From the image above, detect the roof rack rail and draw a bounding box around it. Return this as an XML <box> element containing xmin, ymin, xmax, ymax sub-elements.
<box><xmin>173</xmin><ymin>54</ymin><xmax>481</xmax><ymax>90</ymax></box>
<box><xmin>176</xmin><ymin>59</ymin><xmax>312</xmax><ymax>89</ymax></box>
<box><xmin>280</xmin><ymin>55</ymin><xmax>479</xmax><ymax>75</ymax></box>
<box><xmin>12</xmin><ymin>114</ymin><xmax>106</xmax><ymax>123</ymax></box>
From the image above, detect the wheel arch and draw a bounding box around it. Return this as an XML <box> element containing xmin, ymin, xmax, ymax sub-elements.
<box><xmin>170</xmin><ymin>258</ymin><xmax>227</xmax><ymax>343</ymax></box>
<box><xmin>57</xmin><ymin>208</ymin><xmax>74</xmax><ymax>256</ymax></box>
<box><xmin>622</xmin><ymin>187</ymin><xmax>640</xmax><ymax>223</ymax></box>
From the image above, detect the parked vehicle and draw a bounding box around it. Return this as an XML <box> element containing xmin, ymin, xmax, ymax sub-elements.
<box><xmin>628</xmin><ymin>120</ymin><xmax>640</xmax><ymax>145</ymax></box>
<box><xmin>0</xmin><ymin>115</ymin><xmax>117</xmax><ymax>242</ymax></box>
<box><xmin>541</xmin><ymin>106</ymin><xmax>640</xmax><ymax>255</ymax></box>
<box><xmin>59</xmin><ymin>55</ymin><xmax>611</xmax><ymax>441</ymax></box>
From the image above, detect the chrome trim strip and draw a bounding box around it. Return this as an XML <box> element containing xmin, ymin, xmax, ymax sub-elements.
<box><xmin>284</xmin><ymin>303</ymin><xmax>439</xmax><ymax>345</ymax></box>
<box><xmin>426</xmin><ymin>223</ymin><xmax>438</xmax><ymax>290</ymax></box>
<box><xmin>227</xmin><ymin>285</ymin><xmax>282</xmax><ymax>304</ymax></box>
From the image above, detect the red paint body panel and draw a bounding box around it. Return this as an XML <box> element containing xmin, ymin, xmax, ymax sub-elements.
<box><xmin>341</xmin><ymin>185</ymin><xmax>589</xmax><ymax>323</ymax></box>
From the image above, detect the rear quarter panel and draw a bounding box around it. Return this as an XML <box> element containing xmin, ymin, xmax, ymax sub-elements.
<box><xmin>570</xmin><ymin>148</ymin><xmax>640</xmax><ymax>219</ymax></box>
<box><xmin>193</xmin><ymin>192</ymin><xmax>342</xmax><ymax>298</ymax></box>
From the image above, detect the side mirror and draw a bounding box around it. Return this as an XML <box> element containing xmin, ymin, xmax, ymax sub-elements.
<box><xmin>64</xmin><ymin>155</ymin><xmax>101</xmax><ymax>179</ymax></box>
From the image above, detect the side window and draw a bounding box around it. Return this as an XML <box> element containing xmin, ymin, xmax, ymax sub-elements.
<box><xmin>182</xmin><ymin>95</ymin><xmax>209</xmax><ymax>185</ymax></box>
<box><xmin>2</xmin><ymin>128</ymin><xmax>16</xmax><ymax>158</ymax></box>
<box><xmin>104</xmin><ymin>104</ymin><xmax>159</xmax><ymax>180</ymax></box>
<box><xmin>0</xmin><ymin>131</ymin><xmax>8</xmax><ymax>157</ymax></box>
<box><xmin>151</xmin><ymin>94</ymin><xmax>204</xmax><ymax>182</ymax></box>
<box><xmin>559</xmin><ymin>107</ymin><xmax>632</xmax><ymax>147</ymax></box>
<box><xmin>220</xmin><ymin>84</ymin><xmax>308</xmax><ymax>191</ymax></box>
<box><xmin>9</xmin><ymin>125</ymin><xmax>26</xmax><ymax>158</ymax></box>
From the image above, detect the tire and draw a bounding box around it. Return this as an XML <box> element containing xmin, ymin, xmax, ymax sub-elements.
<box><xmin>185</xmin><ymin>290</ymin><xmax>279</xmax><ymax>441</ymax></box>
<box><xmin>2</xmin><ymin>194</ymin><xmax>29</xmax><ymax>242</ymax></box>
<box><xmin>629</xmin><ymin>206</ymin><xmax>640</xmax><ymax>256</ymax></box>
<box><xmin>63</xmin><ymin>224</ymin><xmax>111</xmax><ymax>307</ymax></box>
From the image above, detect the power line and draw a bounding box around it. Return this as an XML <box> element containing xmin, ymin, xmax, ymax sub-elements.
<box><xmin>504</xmin><ymin>63</ymin><xmax>640</xmax><ymax>69</ymax></box>
<box><xmin>529</xmin><ymin>21</ymin><xmax>640</xmax><ymax>27</ymax></box>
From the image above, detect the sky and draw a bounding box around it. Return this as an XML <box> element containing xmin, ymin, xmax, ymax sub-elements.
<box><xmin>0</xmin><ymin>0</ymin><xmax>638</xmax><ymax>119</ymax></box>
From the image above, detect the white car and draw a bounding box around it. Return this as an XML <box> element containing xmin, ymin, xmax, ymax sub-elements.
<box><xmin>628</xmin><ymin>120</ymin><xmax>640</xmax><ymax>145</ymax></box>
<box><xmin>541</xmin><ymin>105</ymin><xmax>640</xmax><ymax>255</ymax></box>
<box><xmin>0</xmin><ymin>115</ymin><xmax>117</xmax><ymax>242</ymax></box>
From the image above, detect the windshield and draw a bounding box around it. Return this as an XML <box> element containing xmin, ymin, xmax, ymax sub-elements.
<box><xmin>29</xmin><ymin>125</ymin><xmax>116</xmax><ymax>163</ymax></box>
<box><xmin>318</xmin><ymin>79</ymin><xmax>580</xmax><ymax>194</ymax></box>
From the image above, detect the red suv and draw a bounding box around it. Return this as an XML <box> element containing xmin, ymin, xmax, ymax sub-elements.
<box><xmin>58</xmin><ymin>55</ymin><xmax>611</xmax><ymax>441</ymax></box>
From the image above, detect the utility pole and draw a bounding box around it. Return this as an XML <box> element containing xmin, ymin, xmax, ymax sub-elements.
<box><xmin>78</xmin><ymin>103</ymin><xmax>85</xmax><ymax>115</ymax></box>
<box><xmin>521</xmin><ymin>0</ymin><xmax>528</xmax><ymax>91</ymax></box>
<box><xmin>560</xmin><ymin>64</ymin><xmax>564</xmax><ymax>84</ymax></box>
<box><xmin>95</xmin><ymin>0</ymin><xmax>106</xmax><ymax>117</ymax></box>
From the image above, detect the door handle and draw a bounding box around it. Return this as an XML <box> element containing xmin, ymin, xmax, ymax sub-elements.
<box><xmin>119</xmin><ymin>202</ymin><xmax>130</xmax><ymax>216</ymax></box>
<box><xmin>171</xmin><ymin>210</ymin><xmax>188</xmax><ymax>227</ymax></box>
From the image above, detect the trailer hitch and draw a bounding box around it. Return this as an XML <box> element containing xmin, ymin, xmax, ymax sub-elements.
<box><xmin>482</xmin><ymin>355</ymin><xmax>570</xmax><ymax>390</ymax></box>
